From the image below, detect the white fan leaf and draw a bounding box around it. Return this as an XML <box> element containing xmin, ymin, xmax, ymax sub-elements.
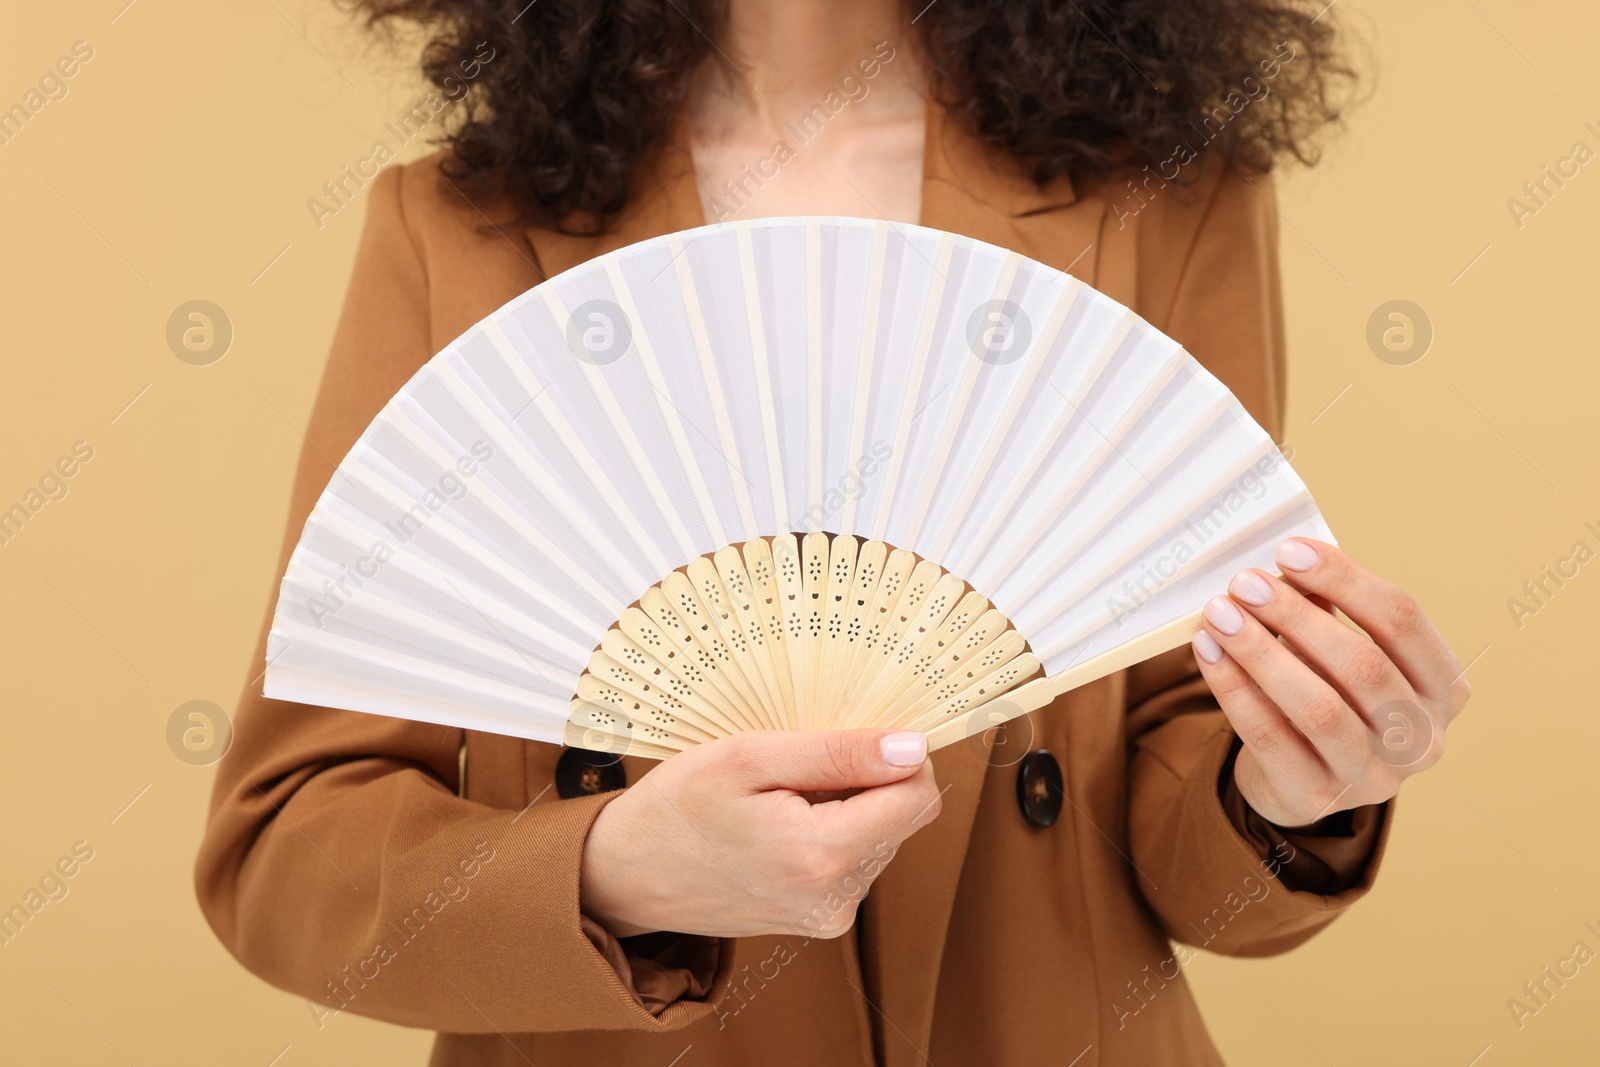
<box><xmin>264</xmin><ymin>217</ymin><xmax>1333</xmax><ymax>757</ymax></box>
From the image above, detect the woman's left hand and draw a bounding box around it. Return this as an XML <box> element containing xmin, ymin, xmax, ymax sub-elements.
<box><xmin>1191</xmin><ymin>537</ymin><xmax>1472</xmax><ymax>829</ymax></box>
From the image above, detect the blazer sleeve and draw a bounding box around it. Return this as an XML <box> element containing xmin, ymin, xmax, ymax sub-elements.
<box><xmin>193</xmin><ymin>164</ymin><xmax>734</xmax><ymax>1032</ymax></box>
<box><xmin>1123</xmin><ymin>166</ymin><xmax>1391</xmax><ymax>957</ymax></box>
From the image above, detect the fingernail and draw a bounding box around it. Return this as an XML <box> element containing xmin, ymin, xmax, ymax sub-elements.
<box><xmin>1204</xmin><ymin>596</ymin><xmax>1245</xmax><ymax>635</ymax></box>
<box><xmin>880</xmin><ymin>731</ymin><xmax>927</xmax><ymax>767</ymax></box>
<box><xmin>1229</xmin><ymin>570</ymin><xmax>1273</xmax><ymax>606</ymax></box>
<box><xmin>1277</xmin><ymin>540</ymin><xmax>1319</xmax><ymax>572</ymax></box>
<box><xmin>1192</xmin><ymin>630</ymin><xmax>1224</xmax><ymax>664</ymax></box>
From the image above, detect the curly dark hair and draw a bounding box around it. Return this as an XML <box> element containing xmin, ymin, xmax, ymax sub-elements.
<box><xmin>344</xmin><ymin>0</ymin><xmax>1352</xmax><ymax>230</ymax></box>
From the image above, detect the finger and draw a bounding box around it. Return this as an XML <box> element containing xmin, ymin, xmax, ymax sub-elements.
<box><xmin>1274</xmin><ymin>539</ymin><xmax>1464</xmax><ymax>704</ymax></box>
<box><xmin>728</xmin><ymin>728</ymin><xmax>929</xmax><ymax>793</ymax></box>
<box><xmin>1225</xmin><ymin>568</ymin><xmax>1412</xmax><ymax>718</ymax></box>
<box><xmin>1191</xmin><ymin>630</ymin><xmax>1326</xmax><ymax>783</ymax></box>
<box><xmin>813</xmin><ymin>760</ymin><xmax>944</xmax><ymax>850</ymax></box>
<box><xmin>1201</xmin><ymin>595</ymin><xmax>1369</xmax><ymax>777</ymax></box>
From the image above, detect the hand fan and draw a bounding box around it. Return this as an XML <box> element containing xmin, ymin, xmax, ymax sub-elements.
<box><xmin>264</xmin><ymin>217</ymin><xmax>1332</xmax><ymax>760</ymax></box>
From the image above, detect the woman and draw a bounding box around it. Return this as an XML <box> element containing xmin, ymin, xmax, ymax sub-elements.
<box><xmin>196</xmin><ymin>2</ymin><xmax>1470</xmax><ymax>1064</ymax></box>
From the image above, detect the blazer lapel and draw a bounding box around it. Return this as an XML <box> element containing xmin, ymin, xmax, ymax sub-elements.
<box><xmin>918</xmin><ymin>96</ymin><xmax>1103</xmax><ymax>278</ymax></box>
<box><xmin>855</xmin><ymin>97</ymin><xmax>1111</xmax><ymax>1067</ymax></box>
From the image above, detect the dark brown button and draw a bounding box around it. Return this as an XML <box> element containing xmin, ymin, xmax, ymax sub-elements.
<box><xmin>1016</xmin><ymin>750</ymin><xmax>1063</xmax><ymax>828</ymax></box>
<box><xmin>555</xmin><ymin>747</ymin><xmax>627</xmax><ymax>799</ymax></box>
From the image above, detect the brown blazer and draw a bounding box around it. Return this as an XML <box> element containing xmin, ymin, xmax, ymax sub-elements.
<box><xmin>196</xmin><ymin>98</ymin><xmax>1389</xmax><ymax>1067</ymax></box>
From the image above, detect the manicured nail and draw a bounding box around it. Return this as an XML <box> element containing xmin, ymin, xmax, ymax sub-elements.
<box><xmin>1192</xmin><ymin>630</ymin><xmax>1224</xmax><ymax>664</ymax></box>
<box><xmin>1230</xmin><ymin>570</ymin><xmax>1273</xmax><ymax>606</ymax></box>
<box><xmin>881</xmin><ymin>731</ymin><xmax>928</xmax><ymax>767</ymax></box>
<box><xmin>1203</xmin><ymin>596</ymin><xmax>1245</xmax><ymax>635</ymax></box>
<box><xmin>1277</xmin><ymin>540</ymin><xmax>1320</xmax><ymax>572</ymax></box>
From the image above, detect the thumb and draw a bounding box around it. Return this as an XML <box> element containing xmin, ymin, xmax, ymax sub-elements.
<box><xmin>728</xmin><ymin>729</ymin><xmax>929</xmax><ymax>792</ymax></box>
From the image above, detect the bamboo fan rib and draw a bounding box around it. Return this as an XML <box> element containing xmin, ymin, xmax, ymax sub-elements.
<box><xmin>264</xmin><ymin>217</ymin><xmax>1333</xmax><ymax>760</ymax></box>
<box><xmin>568</xmin><ymin>533</ymin><xmax>1038</xmax><ymax>759</ymax></box>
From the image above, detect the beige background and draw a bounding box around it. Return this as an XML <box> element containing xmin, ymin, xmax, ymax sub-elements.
<box><xmin>2</xmin><ymin>1</ymin><xmax>1596</xmax><ymax>1063</ymax></box>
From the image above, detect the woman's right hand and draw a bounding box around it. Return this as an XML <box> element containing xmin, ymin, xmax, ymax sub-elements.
<box><xmin>578</xmin><ymin>729</ymin><xmax>943</xmax><ymax>940</ymax></box>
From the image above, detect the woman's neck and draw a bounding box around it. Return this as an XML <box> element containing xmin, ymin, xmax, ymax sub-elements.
<box><xmin>720</xmin><ymin>0</ymin><xmax>921</xmax><ymax>113</ymax></box>
<box><xmin>710</xmin><ymin>0</ymin><xmax>923</xmax><ymax>123</ymax></box>
<box><xmin>687</xmin><ymin>0</ymin><xmax>929</xmax><ymax>224</ymax></box>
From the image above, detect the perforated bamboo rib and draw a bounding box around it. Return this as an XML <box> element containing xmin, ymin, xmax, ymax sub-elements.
<box><xmin>564</xmin><ymin>532</ymin><xmax>1046</xmax><ymax>758</ymax></box>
